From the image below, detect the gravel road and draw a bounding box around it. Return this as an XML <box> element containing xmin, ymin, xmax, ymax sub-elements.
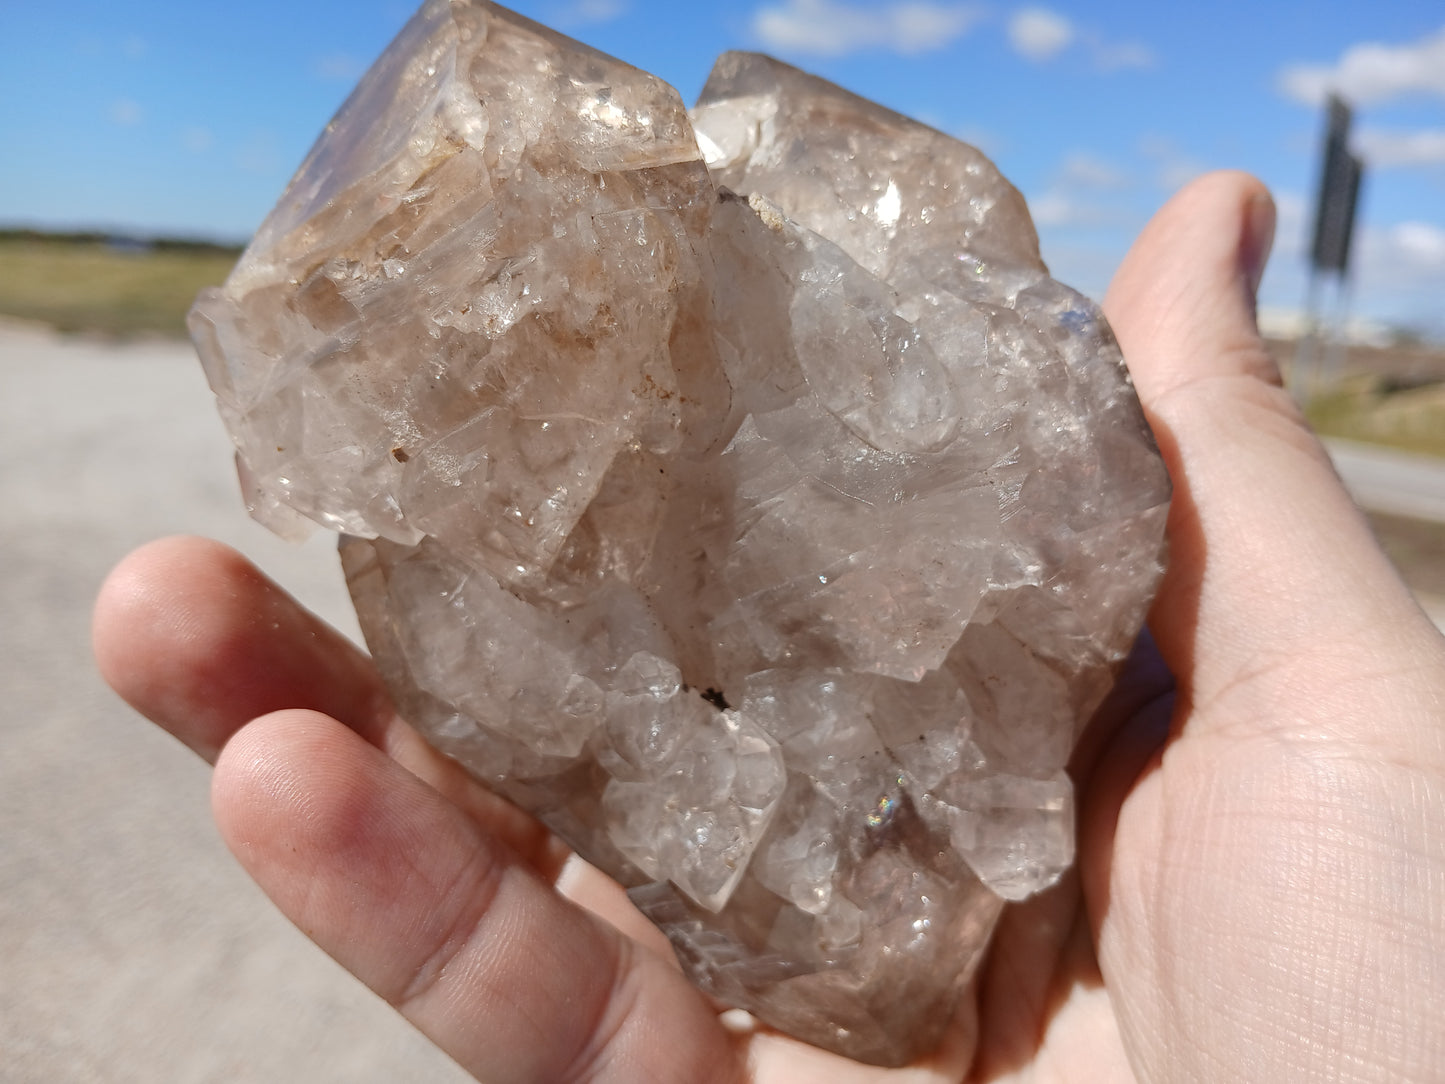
<box><xmin>1327</xmin><ymin>438</ymin><xmax>1445</xmax><ymax>524</ymax></box>
<box><xmin>0</xmin><ymin>321</ymin><xmax>467</xmax><ymax>1083</ymax></box>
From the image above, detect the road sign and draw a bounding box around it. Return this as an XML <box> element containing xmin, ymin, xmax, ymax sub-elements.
<box><xmin>1311</xmin><ymin>95</ymin><xmax>1364</xmax><ymax>274</ymax></box>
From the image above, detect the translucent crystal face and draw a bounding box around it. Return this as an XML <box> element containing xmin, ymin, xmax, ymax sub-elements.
<box><xmin>189</xmin><ymin>1</ymin><xmax>1169</xmax><ymax>1067</ymax></box>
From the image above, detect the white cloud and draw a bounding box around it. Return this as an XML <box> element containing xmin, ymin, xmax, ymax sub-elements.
<box><xmin>1272</xmin><ymin>189</ymin><xmax>1308</xmax><ymax>254</ymax></box>
<box><xmin>1028</xmin><ymin>192</ymin><xmax>1077</xmax><ymax>227</ymax></box>
<box><xmin>1138</xmin><ymin>134</ymin><xmax>1204</xmax><ymax>192</ymax></box>
<box><xmin>313</xmin><ymin>53</ymin><xmax>365</xmax><ymax>82</ymax></box>
<box><xmin>108</xmin><ymin>99</ymin><xmax>143</xmax><ymax>126</ymax></box>
<box><xmin>1274</xmin><ymin>189</ymin><xmax>1308</xmax><ymax>221</ymax></box>
<box><xmin>1006</xmin><ymin>8</ymin><xmax>1154</xmax><ymax>71</ymax></box>
<box><xmin>1356</xmin><ymin>128</ymin><xmax>1445</xmax><ymax>167</ymax></box>
<box><xmin>236</xmin><ymin>131</ymin><xmax>282</xmax><ymax>176</ymax></box>
<box><xmin>554</xmin><ymin>0</ymin><xmax>628</xmax><ymax>24</ymax></box>
<box><xmin>1333</xmin><ymin>218</ymin><xmax>1445</xmax><ymax>333</ymax></box>
<box><xmin>1028</xmin><ymin>191</ymin><xmax>1104</xmax><ymax>228</ymax></box>
<box><xmin>1008</xmin><ymin>8</ymin><xmax>1072</xmax><ymax>62</ymax></box>
<box><xmin>1059</xmin><ymin>151</ymin><xmax>1132</xmax><ymax>190</ymax></box>
<box><xmin>1025</xmin><ymin>150</ymin><xmax>1137</xmax><ymax>234</ymax></box>
<box><xmin>752</xmin><ymin>0</ymin><xmax>982</xmax><ymax>57</ymax></box>
<box><xmin>1089</xmin><ymin>37</ymin><xmax>1155</xmax><ymax>72</ymax></box>
<box><xmin>181</xmin><ymin>126</ymin><xmax>214</xmax><ymax>154</ymax></box>
<box><xmin>1258</xmin><ymin>190</ymin><xmax>1445</xmax><ymax>337</ymax></box>
<box><xmin>1278</xmin><ymin>25</ymin><xmax>1445</xmax><ymax>106</ymax></box>
<box><xmin>1388</xmin><ymin>221</ymin><xmax>1445</xmax><ymax>268</ymax></box>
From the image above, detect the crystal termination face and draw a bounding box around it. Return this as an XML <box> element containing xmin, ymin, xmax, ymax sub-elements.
<box><xmin>189</xmin><ymin>1</ymin><xmax>1170</xmax><ymax>1067</ymax></box>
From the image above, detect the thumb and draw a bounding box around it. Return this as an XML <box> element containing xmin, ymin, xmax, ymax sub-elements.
<box><xmin>1103</xmin><ymin>171</ymin><xmax>1433</xmax><ymax>731</ymax></box>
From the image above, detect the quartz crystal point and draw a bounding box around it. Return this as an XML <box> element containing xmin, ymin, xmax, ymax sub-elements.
<box><xmin>189</xmin><ymin>0</ymin><xmax>1170</xmax><ymax>1066</ymax></box>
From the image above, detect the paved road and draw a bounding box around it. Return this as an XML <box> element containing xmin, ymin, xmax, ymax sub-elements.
<box><xmin>1326</xmin><ymin>438</ymin><xmax>1445</xmax><ymax>524</ymax></box>
<box><xmin>0</xmin><ymin>322</ymin><xmax>467</xmax><ymax>1083</ymax></box>
<box><xmin>2</xmin><ymin>323</ymin><xmax>1441</xmax><ymax>1081</ymax></box>
<box><xmin>1324</xmin><ymin>439</ymin><xmax>1445</xmax><ymax>629</ymax></box>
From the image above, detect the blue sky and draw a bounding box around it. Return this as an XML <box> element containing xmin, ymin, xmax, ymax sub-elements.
<box><xmin>2</xmin><ymin>1</ymin><xmax>1443</xmax><ymax>334</ymax></box>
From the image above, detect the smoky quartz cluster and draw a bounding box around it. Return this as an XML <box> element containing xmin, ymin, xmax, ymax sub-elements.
<box><xmin>189</xmin><ymin>0</ymin><xmax>1169</xmax><ymax>1064</ymax></box>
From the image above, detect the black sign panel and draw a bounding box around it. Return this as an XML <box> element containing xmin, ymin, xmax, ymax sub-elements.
<box><xmin>1311</xmin><ymin>95</ymin><xmax>1364</xmax><ymax>274</ymax></box>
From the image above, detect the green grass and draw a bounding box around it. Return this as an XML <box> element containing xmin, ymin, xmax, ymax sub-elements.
<box><xmin>0</xmin><ymin>235</ymin><xmax>240</xmax><ymax>338</ymax></box>
<box><xmin>1305</xmin><ymin>376</ymin><xmax>1445</xmax><ymax>459</ymax></box>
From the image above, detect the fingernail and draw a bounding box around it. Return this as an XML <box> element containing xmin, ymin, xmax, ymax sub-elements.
<box><xmin>1241</xmin><ymin>191</ymin><xmax>1276</xmax><ymax>299</ymax></box>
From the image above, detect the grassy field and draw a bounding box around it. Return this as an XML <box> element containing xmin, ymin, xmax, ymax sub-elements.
<box><xmin>1266</xmin><ymin>338</ymin><xmax>1445</xmax><ymax>460</ymax></box>
<box><xmin>0</xmin><ymin>232</ymin><xmax>239</xmax><ymax>338</ymax></box>
<box><xmin>1306</xmin><ymin>378</ymin><xmax>1445</xmax><ymax>459</ymax></box>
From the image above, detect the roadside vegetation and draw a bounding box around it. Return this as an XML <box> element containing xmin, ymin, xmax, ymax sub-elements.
<box><xmin>1305</xmin><ymin>377</ymin><xmax>1445</xmax><ymax>459</ymax></box>
<box><xmin>1266</xmin><ymin>338</ymin><xmax>1445</xmax><ymax>460</ymax></box>
<box><xmin>0</xmin><ymin>229</ymin><xmax>240</xmax><ymax>338</ymax></box>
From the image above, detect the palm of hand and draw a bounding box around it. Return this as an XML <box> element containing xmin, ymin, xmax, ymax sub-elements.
<box><xmin>95</xmin><ymin>173</ymin><xmax>1445</xmax><ymax>1084</ymax></box>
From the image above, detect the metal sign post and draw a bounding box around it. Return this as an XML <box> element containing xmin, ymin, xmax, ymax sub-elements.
<box><xmin>1294</xmin><ymin>94</ymin><xmax>1365</xmax><ymax>403</ymax></box>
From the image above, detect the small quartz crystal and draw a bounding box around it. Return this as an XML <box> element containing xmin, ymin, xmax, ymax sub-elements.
<box><xmin>189</xmin><ymin>0</ymin><xmax>1169</xmax><ymax>1066</ymax></box>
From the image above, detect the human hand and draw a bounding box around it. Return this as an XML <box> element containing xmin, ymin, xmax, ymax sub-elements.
<box><xmin>1056</xmin><ymin>169</ymin><xmax>1445</xmax><ymax>1082</ymax></box>
<box><xmin>94</xmin><ymin>170</ymin><xmax>1445</xmax><ymax>1083</ymax></box>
